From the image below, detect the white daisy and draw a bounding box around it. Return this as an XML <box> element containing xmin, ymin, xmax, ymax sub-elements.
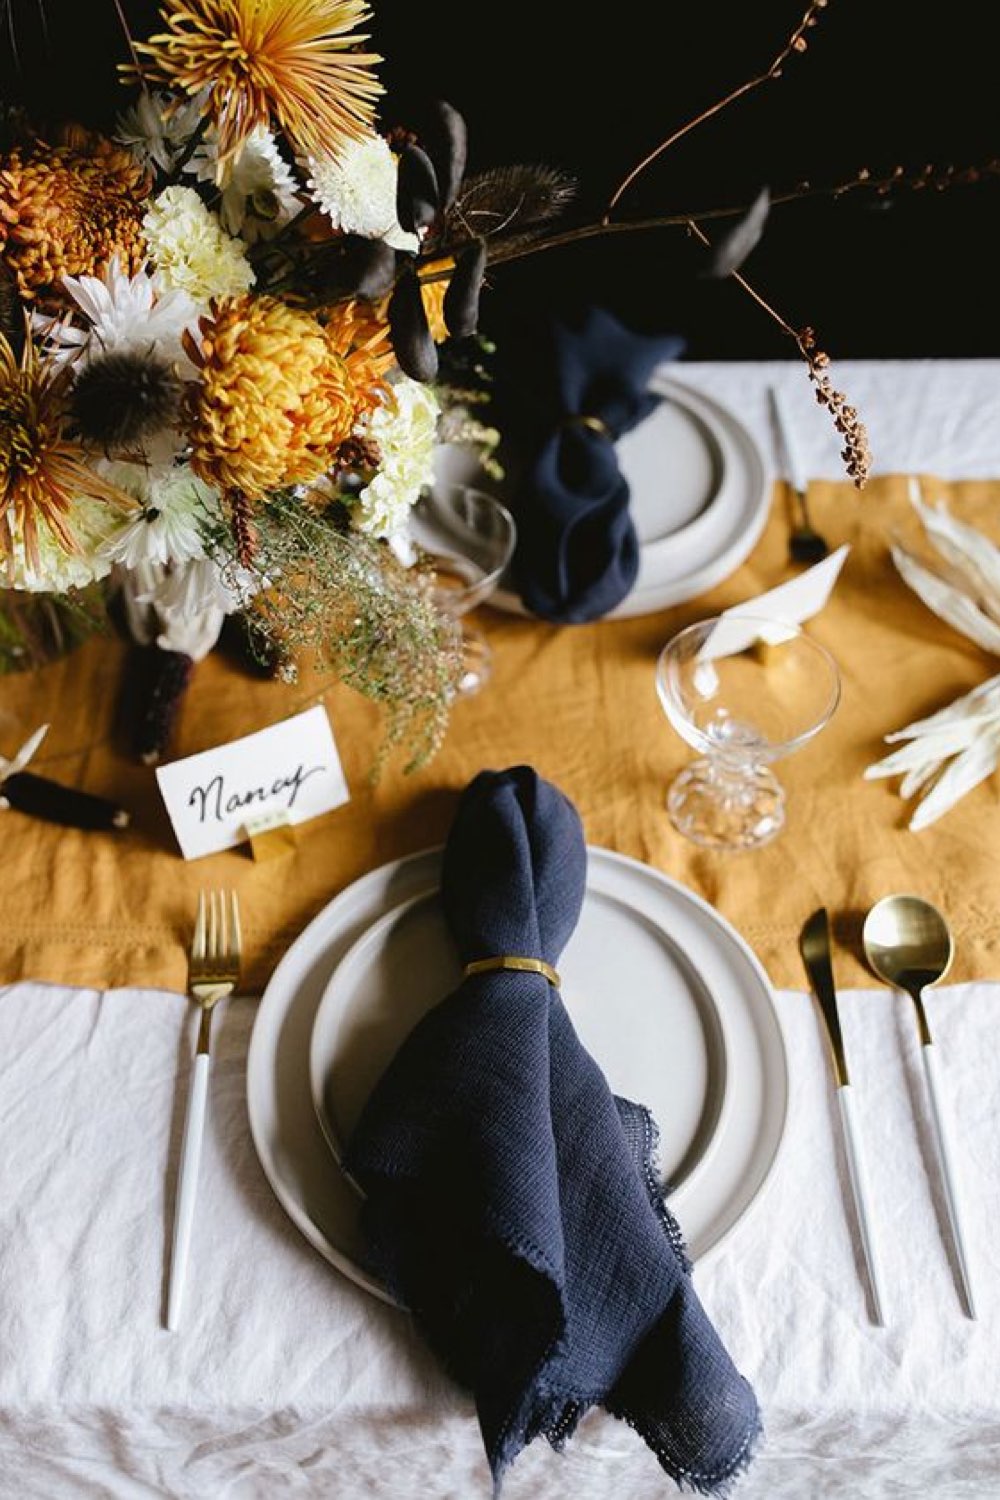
<box><xmin>115</xmin><ymin>90</ymin><xmax>206</xmax><ymax>175</ymax></box>
<box><xmin>99</xmin><ymin>464</ymin><xmax>222</xmax><ymax>570</ymax></box>
<box><xmin>306</xmin><ymin>133</ymin><xmax>420</xmax><ymax>252</ymax></box>
<box><xmin>186</xmin><ymin>127</ymin><xmax>302</xmax><ymax>243</ymax></box>
<box><xmin>354</xmin><ymin>378</ymin><xmax>440</xmax><ymax>539</ymax></box>
<box><xmin>143</xmin><ymin>187</ymin><xmax>255</xmax><ymax>302</ymax></box>
<box><xmin>32</xmin><ymin>258</ymin><xmax>201</xmax><ymax>374</ymax></box>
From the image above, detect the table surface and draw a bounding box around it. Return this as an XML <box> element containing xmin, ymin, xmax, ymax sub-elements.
<box><xmin>4</xmin><ymin>359</ymin><xmax>1000</xmax><ymax>1500</ymax></box>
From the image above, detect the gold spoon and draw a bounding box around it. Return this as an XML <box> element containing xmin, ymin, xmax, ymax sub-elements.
<box><xmin>862</xmin><ymin>895</ymin><xmax>977</xmax><ymax>1318</ymax></box>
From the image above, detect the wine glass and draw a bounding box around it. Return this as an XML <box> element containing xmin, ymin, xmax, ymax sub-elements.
<box><xmin>408</xmin><ymin>482</ymin><xmax>517</xmax><ymax>694</ymax></box>
<box><xmin>655</xmin><ymin>614</ymin><xmax>841</xmax><ymax>849</ymax></box>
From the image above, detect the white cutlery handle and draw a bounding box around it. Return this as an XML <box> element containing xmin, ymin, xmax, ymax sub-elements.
<box><xmin>921</xmin><ymin>1043</ymin><xmax>978</xmax><ymax>1318</ymax></box>
<box><xmin>837</xmin><ymin>1084</ymin><xmax>888</xmax><ymax>1326</ymax></box>
<box><xmin>167</xmin><ymin>1052</ymin><xmax>210</xmax><ymax>1331</ymax></box>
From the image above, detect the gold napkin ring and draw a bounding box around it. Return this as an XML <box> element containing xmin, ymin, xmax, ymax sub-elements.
<box><xmin>463</xmin><ymin>956</ymin><xmax>561</xmax><ymax>988</ymax></box>
<box><xmin>564</xmin><ymin>413</ymin><xmax>612</xmax><ymax>441</ymax></box>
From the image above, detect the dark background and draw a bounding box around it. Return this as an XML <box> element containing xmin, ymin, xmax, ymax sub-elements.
<box><xmin>3</xmin><ymin>1</ymin><xmax>997</xmax><ymax>357</ymax></box>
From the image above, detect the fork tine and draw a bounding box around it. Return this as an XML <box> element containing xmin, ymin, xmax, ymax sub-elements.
<box><xmin>228</xmin><ymin>890</ymin><xmax>242</xmax><ymax>970</ymax></box>
<box><xmin>192</xmin><ymin>890</ymin><xmax>207</xmax><ymax>962</ymax></box>
<box><xmin>217</xmin><ymin>887</ymin><xmax>227</xmax><ymax>965</ymax></box>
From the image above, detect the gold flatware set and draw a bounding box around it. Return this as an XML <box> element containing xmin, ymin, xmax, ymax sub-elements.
<box><xmin>800</xmin><ymin>895</ymin><xmax>977</xmax><ymax>1325</ymax></box>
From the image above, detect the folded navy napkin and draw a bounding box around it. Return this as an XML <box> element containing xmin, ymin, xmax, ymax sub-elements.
<box><xmin>503</xmin><ymin>307</ymin><xmax>684</xmax><ymax>622</ymax></box>
<box><xmin>344</xmin><ymin>766</ymin><xmax>760</xmax><ymax>1495</ymax></box>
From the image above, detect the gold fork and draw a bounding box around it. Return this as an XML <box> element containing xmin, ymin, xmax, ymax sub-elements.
<box><xmin>166</xmin><ymin>889</ymin><xmax>242</xmax><ymax>1331</ymax></box>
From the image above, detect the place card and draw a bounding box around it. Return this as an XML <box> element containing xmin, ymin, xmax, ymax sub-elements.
<box><xmin>699</xmin><ymin>544</ymin><xmax>850</xmax><ymax>661</ymax></box>
<box><xmin>156</xmin><ymin>705</ymin><xmax>349</xmax><ymax>860</ymax></box>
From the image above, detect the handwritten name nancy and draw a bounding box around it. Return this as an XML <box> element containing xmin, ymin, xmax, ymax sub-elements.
<box><xmin>188</xmin><ymin>763</ymin><xmax>326</xmax><ymax>824</ymax></box>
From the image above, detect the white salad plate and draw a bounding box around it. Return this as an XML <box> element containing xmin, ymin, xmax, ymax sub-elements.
<box><xmin>247</xmin><ymin>847</ymin><xmax>787</xmax><ymax>1305</ymax></box>
<box><xmin>484</xmin><ymin>376</ymin><xmax>771</xmax><ymax>619</ymax></box>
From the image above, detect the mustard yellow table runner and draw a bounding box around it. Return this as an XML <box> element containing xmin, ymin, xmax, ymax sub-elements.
<box><xmin>3</xmin><ymin>474</ymin><xmax>1000</xmax><ymax>994</ymax></box>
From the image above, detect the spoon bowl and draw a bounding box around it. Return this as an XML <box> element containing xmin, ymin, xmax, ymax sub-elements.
<box><xmin>862</xmin><ymin>894</ymin><xmax>953</xmax><ymax>1007</ymax></box>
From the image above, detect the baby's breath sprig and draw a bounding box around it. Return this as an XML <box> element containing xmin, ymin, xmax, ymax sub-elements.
<box><xmin>205</xmin><ymin>493</ymin><xmax>464</xmax><ymax>774</ymax></box>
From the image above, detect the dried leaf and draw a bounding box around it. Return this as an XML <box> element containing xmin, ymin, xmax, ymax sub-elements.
<box><xmin>397</xmin><ymin>143</ymin><xmax>440</xmax><ymax>234</ymax></box>
<box><xmin>908</xmin><ymin>479</ymin><xmax>1000</xmax><ymax>624</ymax></box>
<box><xmin>442</xmin><ymin>238</ymin><xmax>486</xmax><ymax>339</ymax></box>
<box><xmin>909</xmin><ymin>733</ymin><xmax>1000</xmax><ymax>830</ymax></box>
<box><xmin>447</xmin><ymin>164</ymin><xmax>578</xmax><ymax>243</ymax></box>
<box><xmin>388</xmin><ymin>268</ymin><xmax>438</xmax><ymax>382</ymax></box>
<box><xmin>703</xmin><ymin>187</ymin><xmax>770</xmax><ymax>279</ymax></box>
<box><xmin>890</xmin><ymin>542</ymin><xmax>1000</xmax><ymax>654</ymax></box>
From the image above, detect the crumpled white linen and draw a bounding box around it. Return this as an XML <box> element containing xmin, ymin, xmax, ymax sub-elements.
<box><xmin>1</xmin><ymin>976</ymin><xmax>999</xmax><ymax>1500</ymax></box>
<box><xmin>674</xmin><ymin>359</ymin><xmax>1000</xmax><ymax>480</ymax></box>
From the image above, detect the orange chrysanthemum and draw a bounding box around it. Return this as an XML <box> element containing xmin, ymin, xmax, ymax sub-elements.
<box><xmin>187</xmin><ymin>294</ymin><xmax>358</xmax><ymax>497</ymax></box>
<box><xmin>0</xmin><ymin>136</ymin><xmax>149</xmax><ymax>302</ymax></box>
<box><xmin>322</xmin><ymin>298</ymin><xmax>393</xmax><ymax>416</ymax></box>
<box><xmin>0</xmin><ymin>332</ymin><xmax>130</xmax><ymax>576</ymax></box>
<box><xmin>131</xmin><ymin>0</ymin><xmax>383</xmax><ymax>171</ymax></box>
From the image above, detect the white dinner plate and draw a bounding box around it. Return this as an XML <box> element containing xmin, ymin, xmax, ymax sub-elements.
<box><xmin>247</xmin><ymin>848</ymin><xmax>788</xmax><ymax>1305</ymax></box>
<box><xmin>487</xmin><ymin>376</ymin><xmax>771</xmax><ymax>620</ymax></box>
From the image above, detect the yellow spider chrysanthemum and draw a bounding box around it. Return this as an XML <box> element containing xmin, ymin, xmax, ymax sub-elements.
<box><xmin>0</xmin><ymin>137</ymin><xmax>150</xmax><ymax>302</ymax></box>
<box><xmin>131</xmin><ymin>0</ymin><xmax>383</xmax><ymax>171</ymax></box>
<box><xmin>0</xmin><ymin>333</ymin><xmax>130</xmax><ymax>577</ymax></box>
<box><xmin>187</xmin><ymin>294</ymin><xmax>358</xmax><ymax>497</ymax></box>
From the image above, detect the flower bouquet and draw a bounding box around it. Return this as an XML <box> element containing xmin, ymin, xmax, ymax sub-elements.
<box><xmin>0</xmin><ymin>1</ymin><xmax>512</xmax><ymax>768</ymax></box>
<box><xmin>8</xmin><ymin>0</ymin><xmax>976</xmax><ymax>771</ymax></box>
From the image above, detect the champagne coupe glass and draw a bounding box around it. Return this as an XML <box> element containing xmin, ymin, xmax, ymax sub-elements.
<box><xmin>408</xmin><ymin>482</ymin><xmax>517</xmax><ymax>695</ymax></box>
<box><xmin>655</xmin><ymin>614</ymin><xmax>841</xmax><ymax>849</ymax></box>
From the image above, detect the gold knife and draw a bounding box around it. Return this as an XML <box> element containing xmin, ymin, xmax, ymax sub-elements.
<box><xmin>799</xmin><ymin>908</ymin><xmax>887</xmax><ymax>1325</ymax></box>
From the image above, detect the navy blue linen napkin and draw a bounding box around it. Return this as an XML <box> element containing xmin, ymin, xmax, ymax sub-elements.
<box><xmin>505</xmin><ymin>307</ymin><xmax>684</xmax><ymax>622</ymax></box>
<box><xmin>344</xmin><ymin>766</ymin><xmax>760</xmax><ymax>1495</ymax></box>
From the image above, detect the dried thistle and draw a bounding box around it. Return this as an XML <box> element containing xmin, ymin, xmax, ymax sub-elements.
<box><xmin>71</xmin><ymin>350</ymin><xmax>183</xmax><ymax>448</ymax></box>
<box><xmin>447</xmin><ymin>164</ymin><xmax>579</xmax><ymax>243</ymax></box>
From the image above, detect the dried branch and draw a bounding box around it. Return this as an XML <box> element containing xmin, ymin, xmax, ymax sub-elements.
<box><xmin>685</xmin><ymin>217</ymin><xmax>870</xmax><ymax>487</ymax></box>
<box><xmin>604</xmin><ymin>0</ymin><xmax>832</xmax><ymax>221</ymax></box>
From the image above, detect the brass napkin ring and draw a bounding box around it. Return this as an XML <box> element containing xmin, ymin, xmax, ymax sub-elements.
<box><xmin>564</xmin><ymin>413</ymin><xmax>612</xmax><ymax>441</ymax></box>
<box><xmin>463</xmin><ymin>956</ymin><xmax>561</xmax><ymax>988</ymax></box>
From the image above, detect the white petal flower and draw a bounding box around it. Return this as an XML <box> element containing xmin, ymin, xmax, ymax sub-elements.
<box><xmin>306</xmin><ymin>134</ymin><xmax>420</xmax><ymax>252</ymax></box>
<box><xmin>354</xmin><ymin>378</ymin><xmax>440</xmax><ymax>539</ymax></box>
<box><xmin>152</xmin><ymin>556</ymin><xmax>260</xmax><ymax>618</ymax></box>
<box><xmin>143</xmin><ymin>187</ymin><xmax>255</xmax><ymax>302</ymax></box>
<box><xmin>186</xmin><ymin>127</ymin><xmax>302</xmax><ymax>242</ymax></box>
<box><xmin>115</xmin><ymin>90</ymin><xmax>206</xmax><ymax>175</ymax></box>
<box><xmin>4</xmin><ymin>499</ymin><xmax>118</xmax><ymax>592</ymax></box>
<box><xmin>32</xmin><ymin>258</ymin><xmax>201</xmax><ymax>374</ymax></box>
<box><xmin>99</xmin><ymin>464</ymin><xmax>222</xmax><ymax>569</ymax></box>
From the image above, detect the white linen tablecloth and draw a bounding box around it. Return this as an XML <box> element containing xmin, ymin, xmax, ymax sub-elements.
<box><xmin>1</xmin><ymin>977</ymin><xmax>998</xmax><ymax>1499</ymax></box>
<box><xmin>4</xmin><ymin>359</ymin><xmax>1000</xmax><ymax>1498</ymax></box>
